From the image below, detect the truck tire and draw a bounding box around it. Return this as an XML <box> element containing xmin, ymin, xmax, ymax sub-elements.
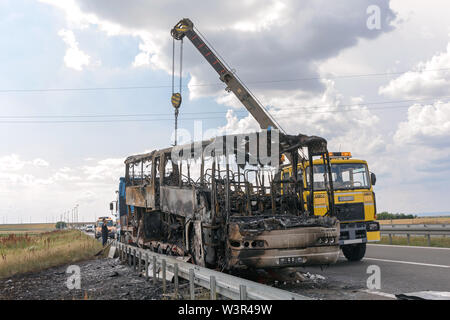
<box><xmin>342</xmin><ymin>243</ymin><xmax>366</xmax><ymax>261</ymax></box>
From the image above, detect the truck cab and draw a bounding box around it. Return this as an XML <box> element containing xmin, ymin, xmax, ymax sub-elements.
<box><xmin>283</xmin><ymin>152</ymin><xmax>380</xmax><ymax>261</ymax></box>
<box><xmin>95</xmin><ymin>217</ymin><xmax>117</xmax><ymax>239</ymax></box>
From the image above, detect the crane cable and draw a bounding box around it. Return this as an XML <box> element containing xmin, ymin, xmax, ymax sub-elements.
<box><xmin>171</xmin><ymin>38</ymin><xmax>183</xmax><ymax>145</ymax></box>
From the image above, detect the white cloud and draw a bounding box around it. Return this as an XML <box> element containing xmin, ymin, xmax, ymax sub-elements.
<box><xmin>219</xmin><ymin>80</ymin><xmax>385</xmax><ymax>156</ymax></box>
<box><xmin>0</xmin><ymin>154</ymin><xmax>50</xmax><ymax>171</ymax></box>
<box><xmin>33</xmin><ymin>158</ymin><xmax>49</xmax><ymax>167</ymax></box>
<box><xmin>0</xmin><ymin>153</ymin><xmax>124</xmax><ymax>222</ymax></box>
<box><xmin>42</xmin><ymin>0</ymin><xmax>396</xmax><ymax>99</ymax></box>
<box><xmin>394</xmin><ymin>101</ymin><xmax>450</xmax><ymax>147</ymax></box>
<box><xmin>58</xmin><ymin>29</ymin><xmax>91</xmax><ymax>71</ymax></box>
<box><xmin>82</xmin><ymin>157</ymin><xmax>124</xmax><ymax>181</ymax></box>
<box><xmin>0</xmin><ymin>154</ymin><xmax>26</xmax><ymax>171</ymax></box>
<box><xmin>76</xmin><ymin>190</ymin><xmax>97</xmax><ymax>204</ymax></box>
<box><xmin>40</xmin><ymin>0</ymin><xmax>124</xmax><ymax>34</ymax></box>
<box><xmin>379</xmin><ymin>42</ymin><xmax>450</xmax><ymax>99</ymax></box>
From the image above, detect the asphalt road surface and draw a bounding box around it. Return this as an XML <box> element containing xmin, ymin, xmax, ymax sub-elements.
<box><xmin>301</xmin><ymin>244</ymin><xmax>450</xmax><ymax>297</ymax></box>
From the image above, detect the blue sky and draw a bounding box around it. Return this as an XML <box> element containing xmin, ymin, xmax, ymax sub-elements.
<box><xmin>0</xmin><ymin>0</ymin><xmax>230</xmax><ymax>161</ymax></box>
<box><xmin>0</xmin><ymin>0</ymin><xmax>450</xmax><ymax>223</ymax></box>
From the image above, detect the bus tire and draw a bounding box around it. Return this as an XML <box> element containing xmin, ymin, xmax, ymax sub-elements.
<box><xmin>342</xmin><ymin>243</ymin><xmax>366</xmax><ymax>261</ymax></box>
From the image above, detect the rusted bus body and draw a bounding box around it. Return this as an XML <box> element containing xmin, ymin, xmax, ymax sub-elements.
<box><xmin>120</xmin><ymin>131</ymin><xmax>340</xmax><ymax>270</ymax></box>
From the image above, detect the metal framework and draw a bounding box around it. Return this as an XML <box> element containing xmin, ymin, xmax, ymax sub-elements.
<box><xmin>120</xmin><ymin>131</ymin><xmax>340</xmax><ymax>271</ymax></box>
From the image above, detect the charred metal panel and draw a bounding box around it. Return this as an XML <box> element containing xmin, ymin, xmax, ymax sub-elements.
<box><xmin>125</xmin><ymin>186</ymin><xmax>155</xmax><ymax>208</ymax></box>
<box><xmin>143</xmin><ymin>211</ymin><xmax>163</xmax><ymax>240</ymax></box>
<box><xmin>227</xmin><ymin>216</ymin><xmax>340</xmax><ymax>269</ymax></box>
<box><xmin>160</xmin><ymin>186</ymin><xmax>197</xmax><ymax>218</ymax></box>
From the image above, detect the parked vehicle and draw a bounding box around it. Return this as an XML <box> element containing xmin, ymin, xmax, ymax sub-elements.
<box><xmin>95</xmin><ymin>217</ymin><xmax>116</xmax><ymax>239</ymax></box>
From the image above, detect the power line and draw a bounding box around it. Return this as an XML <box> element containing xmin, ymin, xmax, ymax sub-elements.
<box><xmin>0</xmin><ymin>103</ymin><xmax>434</xmax><ymax>124</ymax></box>
<box><xmin>0</xmin><ymin>96</ymin><xmax>448</xmax><ymax>119</ymax></box>
<box><xmin>0</xmin><ymin>68</ymin><xmax>449</xmax><ymax>94</ymax></box>
<box><xmin>0</xmin><ymin>110</ymin><xmax>241</xmax><ymax>119</ymax></box>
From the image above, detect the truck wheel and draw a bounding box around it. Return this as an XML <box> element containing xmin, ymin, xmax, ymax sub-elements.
<box><xmin>342</xmin><ymin>243</ymin><xmax>366</xmax><ymax>261</ymax></box>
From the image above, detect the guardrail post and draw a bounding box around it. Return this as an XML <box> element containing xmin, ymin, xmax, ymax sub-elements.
<box><xmin>189</xmin><ymin>269</ymin><xmax>195</xmax><ymax>300</ymax></box>
<box><xmin>239</xmin><ymin>284</ymin><xmax>247</xmax><ymax>300</ymax></box>
<box><xmin>152</xmin><ymin>255</ymin><xmax>157</xmax><ymax>285</ymax></box>
<box><xmin>427</xmin><ymin>234</ymin><xmax>431</xmax><ymax>246</ymax></box>
<box><xmin>210</xmin><ymin>276</ymin><xmax>216</xmax><ymax>300</ymax></box>
<box><xmin>162</xmin><ymin>259</ymin><xmax>167</xmax><ymax>293</ymax></box>
<box><xmin>145</xmin><ymin>254</ymin><xmax>149</xmax><ymax>280</ymax></box>
<box><xmin>174</xmin><ymin>263</ymin><xmax>179</xmax><ymax>299</ymax></box>
<box><xmin>389</xmin><ymin>234</ymin><xmax>392</xmax><ymax>244</ymax></box>
<box><xmin>407</xmin><ymin>234</ymin><xmax>410</xmax><ymax>246</ymax></box>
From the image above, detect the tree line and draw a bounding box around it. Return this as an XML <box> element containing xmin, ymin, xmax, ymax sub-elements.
<box><xmin>377</xmin><ymin>212</ymin><xmax>417</xmax><ymax>220</ymax></box>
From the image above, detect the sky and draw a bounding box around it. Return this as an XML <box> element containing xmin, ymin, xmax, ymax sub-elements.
<box><xmin>0</xmin><ymin>0</ymin><xmax>449</xmax><ymax>223</ymax></box>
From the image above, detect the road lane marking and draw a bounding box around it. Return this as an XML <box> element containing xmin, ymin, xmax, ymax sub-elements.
<box><xmin>368</xmin><ymin>244</ymin><xmax>450</xmax><ymax>250</ymax></box>
<box><xmin>361</xmin><ymin>289</ymin><xmax>396</xmax><ymax>299</ymax></box>
<box><xmin>363</xmin><ymin>257</ymin><xmax>450</xmax><ymax>269</ymax></box>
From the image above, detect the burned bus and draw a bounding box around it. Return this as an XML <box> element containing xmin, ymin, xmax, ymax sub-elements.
<box><xmin>119</xmin><ymin>130</ymin><xmax>340</xmax><ymax>271</ymax></box>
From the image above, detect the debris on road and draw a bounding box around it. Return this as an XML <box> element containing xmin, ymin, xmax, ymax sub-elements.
<box><xmin>0</xmin><ymin>257</ymin><xmax>176</xmax><ymax>300</ymax></box>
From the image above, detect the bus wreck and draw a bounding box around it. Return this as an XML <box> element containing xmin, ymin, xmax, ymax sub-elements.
<box><xmin>119</xmin><ymin>130</ymin><xmax>340</xmax><ymax>271</ymax></box>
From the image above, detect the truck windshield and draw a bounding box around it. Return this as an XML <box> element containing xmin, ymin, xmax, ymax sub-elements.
<box><xmin>306</xmin><ymin>163</ymin><xmax>370</xmax><ymax>190</ymax></box>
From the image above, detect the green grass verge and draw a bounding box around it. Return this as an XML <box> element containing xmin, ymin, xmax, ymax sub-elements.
<box><xmin>378</xmin><ymin>235</ymin><xmax>450</xmax><ymax>248</ymax></box>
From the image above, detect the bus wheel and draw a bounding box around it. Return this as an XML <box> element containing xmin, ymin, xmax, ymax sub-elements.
<box><xmin>342</xmin><ymin>243</ymin><xmax>366</xmax><ymax>261</ymax></box>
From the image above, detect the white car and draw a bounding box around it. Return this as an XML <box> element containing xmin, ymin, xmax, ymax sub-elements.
<box><xmin>85</xmin><ymin>225</ymin><xmax>95</xmax><ymax>233</ymax></box>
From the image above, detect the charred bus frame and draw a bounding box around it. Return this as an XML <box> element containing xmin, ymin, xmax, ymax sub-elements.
<box><xmin>120</xmin><ymin>131</ymin><xmax>340</xmax><ymax>270</ymax></box>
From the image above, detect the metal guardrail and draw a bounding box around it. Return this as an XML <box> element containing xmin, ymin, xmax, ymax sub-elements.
<box><xmin>111</xmin><ymin>240</ymin><xmax>311</xmax><ymax>300</ymax></box>
<box><xmin>380</xmin><ymin>224</ymin><xmax>450</xmax><ymax>246</ymax></box>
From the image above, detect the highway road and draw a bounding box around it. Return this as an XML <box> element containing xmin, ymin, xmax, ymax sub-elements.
<box><xmin>300</xmin><ymin>244</ymin><xmax>450</xmax><ymax>298</ymax></box>
<box><xmin>95</xmin><ymin>232</ymin><xmax>450</xmax><ymax>299</ymax></box>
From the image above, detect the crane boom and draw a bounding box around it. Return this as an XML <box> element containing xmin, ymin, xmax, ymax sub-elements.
<box><xmin>171</xmin><ymin>18</ymin><xmax>281</xmax><ymax>131</ymax></box>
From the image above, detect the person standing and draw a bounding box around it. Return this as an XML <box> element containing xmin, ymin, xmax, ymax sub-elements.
<box><xmin>101</xmin><ymin>218</ymin><xmax>109</xmax><ymax>246</ymax></box>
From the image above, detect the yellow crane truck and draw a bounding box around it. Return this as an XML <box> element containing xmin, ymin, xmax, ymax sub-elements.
<box><xmin>282</xmin><ymin>152</ymin><xmax>380</xmax><ymax>261</ymax></box>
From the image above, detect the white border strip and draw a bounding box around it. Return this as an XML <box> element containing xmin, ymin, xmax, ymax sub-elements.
<box><xmin>363</xmin><ymin>257</ymin><xmax>450</xmax><ymax>269</ymax></box>
<box><xmin>368</xmin><ymin>243</ymin><xmax>450</xmax><ymax>250</ymax></box>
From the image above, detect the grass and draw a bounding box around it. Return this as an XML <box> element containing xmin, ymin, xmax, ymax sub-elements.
<box><xmin>0</xmin><ymin>230</ymin><xmax>103</xmax><ymax>279</ymax></box>
<box><xmin>0</xmin><ymin>223</ymin><xmax>55</xmax><ymax>234</ymax></box>
<box><xmin>378</xmin><ymin>235</ymin><xmax>450</xmax><ymax>248</ymax></box>
<box><xmin>378</xmin><ymin>217</ymin><xmax>450</xmax><ymax>225</ymax></box>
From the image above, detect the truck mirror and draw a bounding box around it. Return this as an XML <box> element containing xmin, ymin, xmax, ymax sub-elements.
<box><xmin>109</xmin><ymin>202</ymin><xmax>114</xmax><ymax>211</ymax></box>
<box><xmin>370</xmin><ymin>172</ymin><xmax>377</xmax><ymax>186</ymax></box>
